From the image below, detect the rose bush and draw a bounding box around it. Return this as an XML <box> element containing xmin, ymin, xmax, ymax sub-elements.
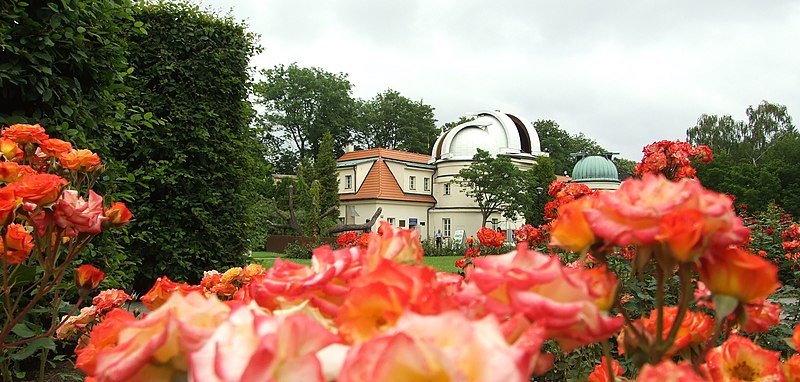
<box><xmin>62</xmin><ymin>140</ymin><xmax>800</xmax><ymax>381</ymax></box>
<box><xmin>0</xmin><ymin>123</ymin><xmax>132</xmax><ymax>381</ymax></box>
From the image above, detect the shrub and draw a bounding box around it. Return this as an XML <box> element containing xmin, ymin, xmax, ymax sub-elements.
<box><xmin>121</xmin><ymin>2</ymin><xmax>268</xmax><ymax>287</ymax></box>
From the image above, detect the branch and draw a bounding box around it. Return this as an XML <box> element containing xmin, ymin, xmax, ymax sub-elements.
<box><xmin>323</xmin><ymin>207</ymin><xmax>382</xmax><ymax>235</ymax></box>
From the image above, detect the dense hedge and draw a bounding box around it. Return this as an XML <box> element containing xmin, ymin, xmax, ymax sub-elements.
<box><xmin>0</xmin><ymin>0</ymin><xmax>144</xmax><ymax>287</ymax></box>
<box><xmin>122</xmin><ymin>2</ymin><xmax>268</xmax><ymax>287</ymax></box>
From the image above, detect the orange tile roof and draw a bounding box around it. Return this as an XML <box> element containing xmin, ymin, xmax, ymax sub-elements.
<box><xmin>340</xmin><ymin>159</ymin><xmax>436</xmax><ymax>203</ymax></box>
<box><xmin>338</xmin><ymin>148</ymin><xmax>431</xmax><ymax>164</ymax></box>
<box><xmin>556</xmin><ymin>175</ymin><xmax>572</xmax><ymax>182</ymax></box>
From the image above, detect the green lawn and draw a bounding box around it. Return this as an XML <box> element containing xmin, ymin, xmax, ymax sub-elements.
<box><xmin>249</xmin><ymin>252</ymin><xmax>462</xmax><ymax>273</ymax></box>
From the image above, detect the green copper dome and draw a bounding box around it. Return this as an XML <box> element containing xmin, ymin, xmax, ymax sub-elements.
<box><xmin>571</xmin><ymin>155</ymin><xmax>620</xmax><ymax>182</ymax></box>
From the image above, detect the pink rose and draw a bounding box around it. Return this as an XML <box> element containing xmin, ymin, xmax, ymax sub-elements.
<box><xmin>189</xmin><ymin>304</ymin><xmax>338</xmax><ymax>382</ymax></box>
<box><xmin>54</xmin><ymin>190</ymin><xmax>106</xmax><ymax>236</ymax></box>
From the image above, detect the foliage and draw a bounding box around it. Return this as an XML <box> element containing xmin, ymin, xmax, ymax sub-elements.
<box><xmin>255</xmin><ymin>63</ymin><xmax>357</xmax><ymax>159</ymax></box>
<box><xmin>439</xmin><ymin>115</ymin><xmax>476</xmax><ymax>132</ymax></box>
<box><xmin>689</xmin><ymin>101</ymin><xmax>800</xmax><ymax>216</ymax></box>
<box><xmin>456</xmin><ymin>149</ymin><xmax>522</xmax><ymax>225</ymax></box>
<box><xmin>533</xmin><ymin>119</ymin><xmax>610</xmax><ymax>176</ymax></box>
<box><xmin>0</xmin><ymin>124</ymin><xmax>132</xmax><ymax>382</ymax></box>
<box><xmin>508</xmin><ymin>156</ymin><xmax>555</xmax><ymax>226</ymax></box>
<box><xmin>354</xmin><ymin>89</ymin><xmax>439</xmax><ymax>154</ymax></box>
<box><xmin>120</xmin><ymin>1</ymin><xmax>267</xmax><ymax>286</ymax></box>
<box><xmin>283</xmin><ymin>242</ymin><xmax>314</xmax><ymax>259</ymax></box>
<box><xmin>0</xmin><ymin>0</ymin><xmax>147</xmax><ymax>292</ymax></box>
<box><xmin>687</xmin><ymin>101</ymin><xmax>795</xmax><ymax>166</ymax></box>
<box><xmin>314</xmin><ymin>130</ymin><xmax>340</xmax><ymax>229</ymax></box>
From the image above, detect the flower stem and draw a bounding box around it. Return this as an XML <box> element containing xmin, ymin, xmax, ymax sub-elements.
<box><xmin>602</xmin><ymin>339</ymin><xmax>615</xmax><ymax>382</ymax></box>
<box><xmin>661</xmin><ymin>263</ymin><xmax>691</xmax><ymax>355</ymax></box>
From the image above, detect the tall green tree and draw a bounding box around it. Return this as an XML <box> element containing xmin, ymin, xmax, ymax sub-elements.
<box><xmin>255</xmin><ymin>64</ymin><xmax>357</xmax><ymax>159</ymax></box>
<box><xmin>508</xmin><ymin>156</ymin><xmax>556</xmax><ymax>225</ymax></box>
<box><xmin>689</xmin><ymin>101</ymin><xmax>798</xmax><ymax>215</ymax></box>
<box><xmin>534</xmin><ymin>120</ymin><xmax>608</xmax><ymax>176</ymax></box>
<box><xmin>687</xmin><ymin>101</ymin><xmax>795</xmax><ymax>166</ymax></box>
<box><xmin>456</xmin><ymin>150</ymin><xmax>522</xmax><ymax>225</ymax></box>
<box><xmin>122</xmin><ymin>2</ymin><xmax>266</xmax><ymax>285</ymax></box>
<box><xmin>314</xmin><ymin>130</ymin><xmax>340</xmax><ymax>227</ymax></box>
<box><xmin>355</xmin><ymin>89</ymin><xmax>439</xmax><ymax>154</ymax></box>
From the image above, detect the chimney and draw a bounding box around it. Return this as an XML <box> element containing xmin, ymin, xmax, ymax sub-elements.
<box><xmin>345</xmin><ymin>142</ymin><xmax>355</xmax><ymax>153</ymax></box>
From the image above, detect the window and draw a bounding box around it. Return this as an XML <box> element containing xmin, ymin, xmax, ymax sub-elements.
<box><xmin>423</xmin><ymin>178</ymin><xmax>430</xmax><ymax>191</ymax></box>
<box><xmin>409</xmin><ymin>176</ymin><xmax>416</xmax><ymax>190</ymax></box>
<box><xmin>442</xmin><ymin>218</ymin><xmax>451</xmax><ymax>237</ymax></box>
<box><xmin>387</xmin><ymin>217</ymin><xmax>395</xmax><ymax>225</ymax></box>
<box><xmin>443</xmin><ymin>183</ymin><xmax>451</xmax><ymax>195</ymax></box>
<box><xmin>491</xmin><ymin>218</ymin><xmax>499</xmax><ymax>230</ymax></box>
<box><xmin>344</xmin><ymin>175</ymin><xmax>352</xmax><ymax>189</ymax></box>
<box><xmin>399</xmin><ymin>220</ymin><xmax>406</xmax><ymax>227</ymax></box>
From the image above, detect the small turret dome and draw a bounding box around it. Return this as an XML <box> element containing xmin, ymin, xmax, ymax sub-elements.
<box><xmin>571</xmin><ymin>155</ymin><xmax>620</xmax><ymax>182</ymax></box>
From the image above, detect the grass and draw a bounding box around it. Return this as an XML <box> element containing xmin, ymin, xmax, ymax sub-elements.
<box><xmin>249</xmin><ymin>251</ymin><xmax>462</xmax><ymax>273</ymax></box>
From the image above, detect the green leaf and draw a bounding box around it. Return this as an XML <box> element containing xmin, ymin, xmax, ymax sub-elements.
<box><xmin>11</xmin><ymin>323</ymin><xmax>37</xmax><ymax>339</ymax></box>
<box><xmin>8</xmin><ymin>265</ymin><xmax>36</xmax><ymax>286</ymax></box>
<box><xmin>76</xmin><ymin>26</ymin><xmax>86</xmax><ymax>33</ymax></box>
<box><xmin>712</xmin><ymin>294</ymin><xmax>739</xmax><ymax>320</ymax></box>
<box><xmin>10</xmin><ymin>338</ymin><xmax>55</xmax><ymax>361</ymax></box>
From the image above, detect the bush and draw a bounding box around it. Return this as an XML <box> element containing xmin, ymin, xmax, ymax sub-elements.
<box><xmin>284</xmin><ymin>242</ymin><xmax>315</xmax><ymax>259</ymax></box>
<box><xmin>121</xmin><ymin>2</ymin><xmax>268</xmax><ymax>287</ymax></box>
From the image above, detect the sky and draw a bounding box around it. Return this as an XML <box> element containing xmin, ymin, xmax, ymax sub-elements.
<box><xmin>196</xmin><ymin>0</ymin><xmax>800</xmax><ymax>160</ymax></box>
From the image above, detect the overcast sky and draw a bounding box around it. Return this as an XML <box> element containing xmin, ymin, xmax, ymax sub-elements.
<box><xmin>196</xmin><ymin>0</ymin><xmax>800</xmax><ymax>160</ymax></box>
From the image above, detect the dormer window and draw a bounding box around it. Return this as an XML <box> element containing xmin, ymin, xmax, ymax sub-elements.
<box><xmin>409</xmin><ymin>176</ymin><xmax>416</xmax><ymax>190</ymax></box>
<box><xmin>345</xmin><ymin>175</ymin><xmax>352</xmax><ymax>189</ymax></box>
<box><xmin>424</xmin><ymin>178</ymin><xmax>430</xmax><ymax>191</ymax></box>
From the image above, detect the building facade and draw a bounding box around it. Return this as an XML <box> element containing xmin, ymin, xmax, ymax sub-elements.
<box><xmin>337</xmin><ymin>110</ymin><xmax>548</xmax><ymax>243</ymax></box>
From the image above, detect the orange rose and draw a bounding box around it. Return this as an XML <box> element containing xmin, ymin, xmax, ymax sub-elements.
<box><xmin>636</xmin><ymin>361</ymin><xmax>705</xmax><ymax>381</ymax></box>
<box><xmin>588</xmin><ymin>357</ymin><xmax>624</xmax><ymax>382</ymax></box>
<box><xmin>15</xmin><ymin>173</ymin><xmax>67</xmax><ymax>205</ymax></box>
<box><xmin>103</xmin><ymin>202</ymin><xmax>132</xmax><ymax>228</ymax></box>
<box><xmin>140</xmin><ymin>276</ymin><xmax>203</xmax><ymax>310</ymax></box>
<box><xmin>0</xmin><ymin>138</ymin><xmax>22</xmax><ymax>160</ymax></box>
<box><xmin>39</xmin><ymin>138</ymin><xmax>73</xmax><ymax>157</ymax></box>
<box><xmin>550</xmin><ymin>194</ymin><xmax>598</xmax><ymax>253</ymax></box>
<box><xmin>0</xmin><ymin>186</ymin><xmax>20</xmax><ymax>226</ymax></box>
<box><xmin>2</xmin><ymin>124</ymin><xmax>48</xmax><ymax>144</ymax></box>
<box><xmin>784</xmin><ymin>354</ymin><xmax>800</xmax><ymax>381</ymax></box>
<box><xmin>75</xmin><ymin>309</ymin><xmax>136</xmax><ymax>376</ymax></box>
<box><xmin>59</xmin><ymin>149</ymin><xmax>101</xmax><ymax>172</ymax></box>
<box><xmin>92</xmin><ymin>289</ymin><xmax>132</xmax><ymax>313</ymax></box>
<box><xmin>0</xmin><ymin>162</ymin><xmax>37</xmax><ymax>183</ymax></box>
<box><xmin>75</xmin><ymin>264</ymin><xmax>105</xmax><ymax>293</ymax></box>
<box><xmin>792</xmin><ymin>323</ymin><xmax>800</xmax><ymax>350</ymax></box>
<box><xmin>701</xmin><ymin>335</ymin><xmax>783</xmax><ymax>381</ymax></box>
<box><xmin>655</xmin><ymin>209</ymin><xmax>705</xmax><ymax>262</ymax></box>
<box><xmin>699</xmin><ymin>246</ymin><xmax>780</xmax><ymax>303</ymax></box>
<box><xmin>364</xmin><ymin>221</ymin><xmax>424</xmax><ymax>269</ymax></box>
<box><xmin>4</xmin><ymin>223</ymin><xmax>33</xmax><ymax>264</ymax></box>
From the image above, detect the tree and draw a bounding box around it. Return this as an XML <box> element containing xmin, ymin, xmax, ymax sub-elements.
<box><xmin>508</xmin><ymin>156</ymin><xmax>556</xmax><ymax>225</ymax></box>
<box><xmin>314</xmin><ymin>130</ymin><xmax>340</xmax><ymax>228</ymax></box>
<box><xmin>534</xmin><ymin>120</ymin><xmax>608</xmax><ymax>176</ymax></box>
<box><xmin>456</xmin><ymin>150</ymin><xmax>522</xmax><ymax>225</ymax></box>
<box><xmin>255</xmin><ymin>64</ymin><xmax>357</xmax><ymax>159</ymax></box>
<box><xmin>354</xmin><ymin>89</ymin><xmax>439</xmax><ymax>153</ymax></box>
<box><xmin>689</xmin><ymin>101</ymin><xmax>799</xmax><ymax>216</ymax></box>
<box><xmin>687</xmin><ymin>101</ymin><xmax>795</xmax><ymax>166</ymax></box>
<box><xmin>440</xmin><ymin>116</ymin><xmax>476</xmax><ymax>132</ymax></box>
<box><xmin>122</xmin><ymin>2</ymin><xmax>266</xmax><ymax>286</ymax></box>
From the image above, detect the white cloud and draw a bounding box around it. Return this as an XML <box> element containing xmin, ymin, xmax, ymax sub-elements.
<box><xmin>197</xmin><ymin>0</ymin><xmax>800</xmax><ymax>160</ymax></box>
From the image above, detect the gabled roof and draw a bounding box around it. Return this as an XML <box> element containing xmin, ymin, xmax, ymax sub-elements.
<box><xmin>340</xmin><ymin>159</ymin><xmax>436</xmax><ymax>203</ymax></box>
<box><xmin>338</xmin><ymin>148</ymin><xmax>431</xmax><ymax>165</ymax></box>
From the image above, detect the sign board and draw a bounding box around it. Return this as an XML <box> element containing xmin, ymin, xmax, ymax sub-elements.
<box><xmin>409</xmin><ymin>218</ymin><xmax>418</xmax><ymax>226</ymax></box>
<box><xmin>452</xmin><ymin>229</ymin><xmax>465</xmax><ymax>244</ymax></box>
